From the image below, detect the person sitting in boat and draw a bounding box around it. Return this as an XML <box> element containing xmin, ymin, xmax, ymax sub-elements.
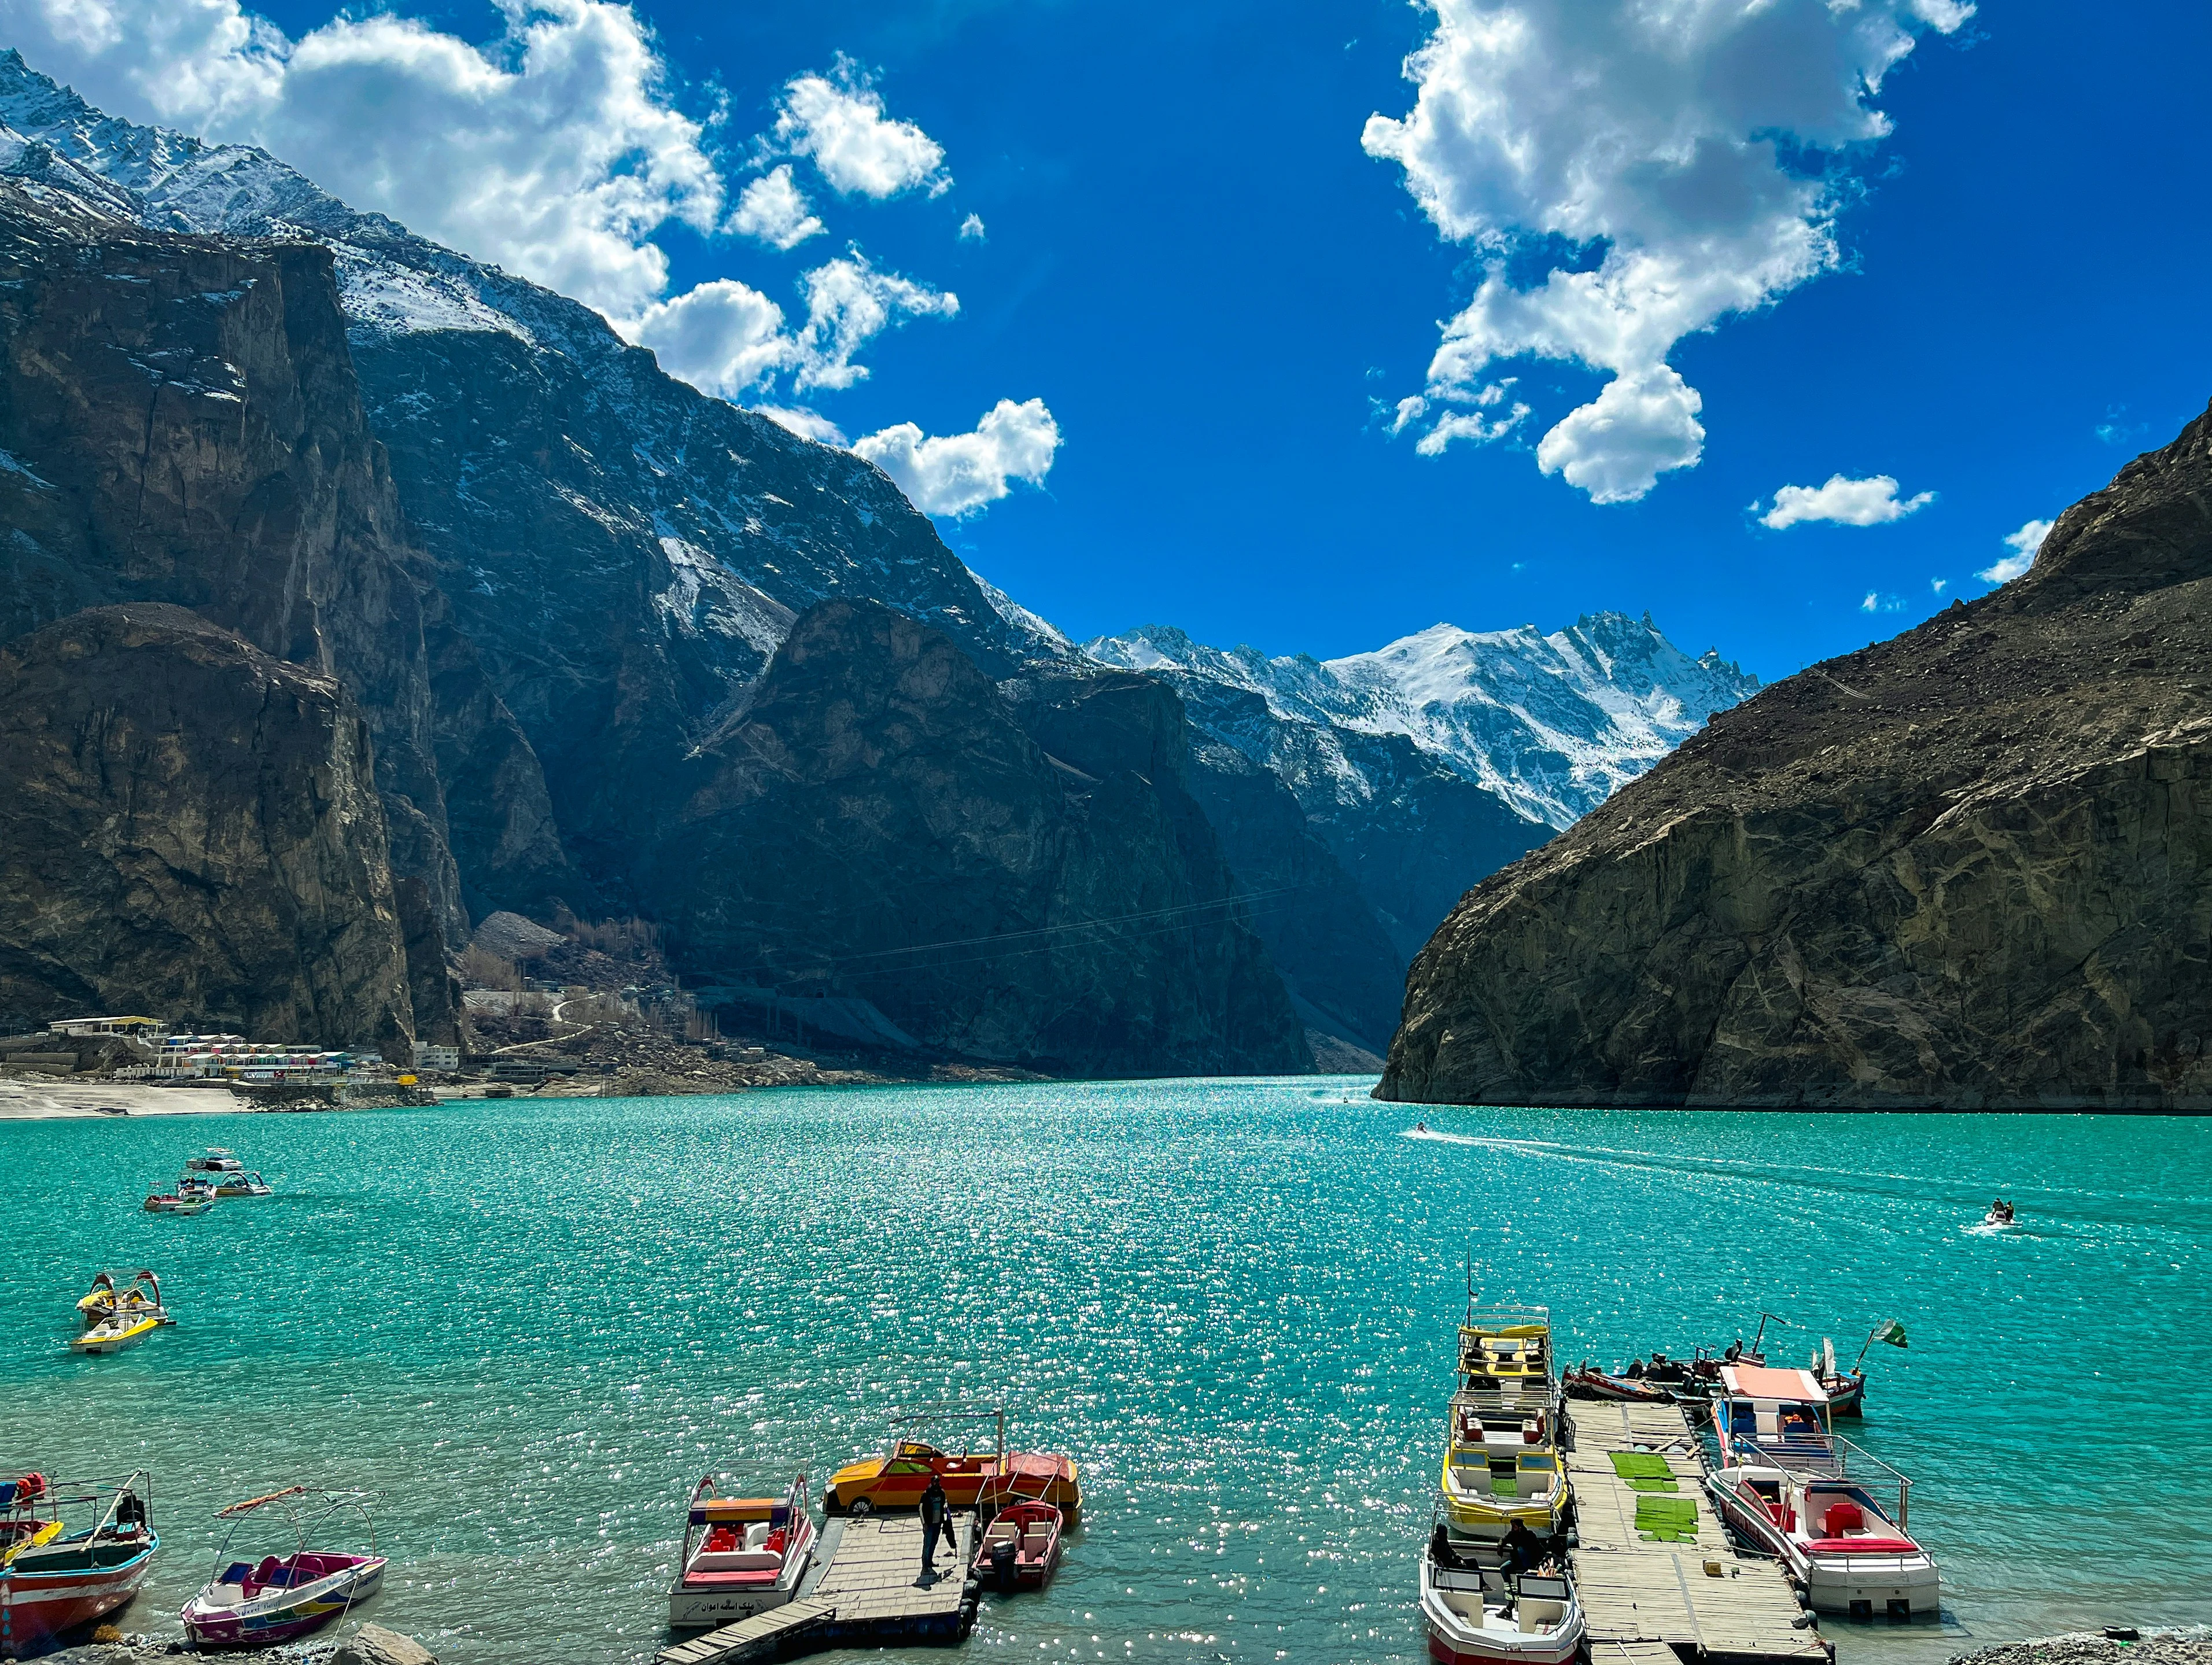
<box><xmin>1502</xmin><ymin>1519</ymin><xmax>1542</xmax><ymax>1576</ymax></box>
<box><xmin>1624</xmin><ymin>1358</ymin><xmax>1644</xmax><ymax>1379</ymax></box>
<box><xmin>1724</xmin><ymin>1338</ymin><xmax>1743</xmax><ymax>1362</ymax></box>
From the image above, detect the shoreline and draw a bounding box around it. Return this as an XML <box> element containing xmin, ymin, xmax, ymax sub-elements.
<box><xmin>0</xmin><ymin>1077</ymin><xmax>253</xmax><ymax>1119</ymax></box>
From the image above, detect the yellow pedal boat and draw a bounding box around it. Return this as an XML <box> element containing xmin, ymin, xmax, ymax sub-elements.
<box><xmin>71</xmin><ymin>1310</ymin><xmax>162</xmax><ymax>1354</ymax></box>
<box><xmin>1440</xmin><ymin>1305</ymin><xmax>1568</xmax><ymax>1542</ymax></box>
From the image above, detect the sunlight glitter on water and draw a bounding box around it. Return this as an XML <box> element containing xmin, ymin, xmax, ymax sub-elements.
<box><xmin>3</xmin><ymin>1082</ymin><xmax>2207</xmax><ymax>1664</ymax></box>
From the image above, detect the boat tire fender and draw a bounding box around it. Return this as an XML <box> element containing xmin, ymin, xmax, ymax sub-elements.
<box><xmin>847</xmin><ymin>1495</ymin><xmax>872</xmax><ymax>1517</ymax></box>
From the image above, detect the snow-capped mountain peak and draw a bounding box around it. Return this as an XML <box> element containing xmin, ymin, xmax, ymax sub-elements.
<box><xmin>1088</xmin><ymin>612</ymin><xmax>1757</xmax><ymax>829</ymax></box>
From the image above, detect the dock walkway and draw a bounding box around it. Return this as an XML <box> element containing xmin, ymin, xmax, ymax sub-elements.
<box><xmin>1566</xmin><ymin>1401</ymin><xmax>1829</xmax><ymax>1665</ymax></box>
<box><xmin>655</xmin><ymin>1513</ymin><xmax>979</xmax><ymax>1665</ymax></box>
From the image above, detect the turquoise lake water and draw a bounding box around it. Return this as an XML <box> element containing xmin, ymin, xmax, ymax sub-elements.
<box><xmin>2</xmin><ymin>1081</ymin><xmax>2206</xmax><ymax>1664</ymax></box>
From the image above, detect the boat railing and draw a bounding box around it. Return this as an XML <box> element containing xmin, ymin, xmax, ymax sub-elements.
<box><xmin>1718</xmin><ymin>1430</ymin><xmax>1915</xmax><ymax>1528</ymax></box>
<box><xmin>1448</xmin><ymin>1386</ymin><xmax>1564</xmax><ymax>1423</ymax></box>
<box><xmin>1462</xmin><ymin>1305</ymin><xmax>1551</xmax><ymax>1334</ymax></box>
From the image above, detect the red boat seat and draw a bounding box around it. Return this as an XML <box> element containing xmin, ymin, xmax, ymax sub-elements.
<box><xmin>1805</xmin><ymin>1537</ymin><xmax>1917</xmax><ymax>1555</ymax></box>
<box><xmin>1821</xmin><ymin>1502</ymin><xmax>1865</xmax><ymax>1537</ymax></box>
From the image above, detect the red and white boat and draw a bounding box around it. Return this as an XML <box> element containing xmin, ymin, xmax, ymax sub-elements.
<box><xmin>180</xmin><ymin>1487</ymin><xmax>386</xmax><ymax>1648</ymax></box>
<box><xmin>0</xmin><ymin>1470</ymin><xmax>157</xmax><ymax>1657</ymax></box>
<box><xmin>973</xmin><ymin>1500</ymin><xmax>1063</xmax><ymax>1593</ymax></box>
<box><xmin>667</xmin><ymin>1474</ymin><xmax>817</xmax><ymax>1633</ymax></box>
<box><xmin>1706</xmin><ymin>1460</ymin><xmax>1938</xmax><ymax>1617</ymax></box>
<box><xmin>1420</xmin><ymin>1551</ymin><xmax>1581</xmax><ymax>1665</ymax></box>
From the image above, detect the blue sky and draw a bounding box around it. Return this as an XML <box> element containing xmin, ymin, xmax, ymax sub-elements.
<box><xmin>16</xmin><ymin>0</ymin><xmax>2212</xmax><ymax>682</ymax></box>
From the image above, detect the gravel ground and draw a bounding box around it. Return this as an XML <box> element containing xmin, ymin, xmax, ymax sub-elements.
<box><xmin>1952</xmin><ymin>1631</ymin><xmax>2212</xmax><ymax>1665</ymax></box>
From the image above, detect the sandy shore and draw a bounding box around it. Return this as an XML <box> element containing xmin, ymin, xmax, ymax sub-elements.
<box><xmin>0</xmin><ymin>1077</ymin><xmax>248</xmax><ymax>1119</ymax></box>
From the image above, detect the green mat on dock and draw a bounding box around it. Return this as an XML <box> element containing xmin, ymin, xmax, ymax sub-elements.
<box><xmin>1634</xmin><ymin>1495</ymin><xmax>1699</xmax><ymax>1542</ymax></box>
<box><xmin>1610</xmin><ymin>1452</ymin><xmax>1681</xmax><ymax>1493</ymax></box>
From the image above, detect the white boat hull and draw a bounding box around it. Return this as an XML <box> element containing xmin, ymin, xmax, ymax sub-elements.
<box><xmin>1708</xmin><ymin>1478</ymin><xmax>1940</xmax><ymax>1616</ymax></box>
<box><xmin>1420</xmin><ymin>1561</ymin><xmax>1583</xmax><ymax>1665</ymax></box>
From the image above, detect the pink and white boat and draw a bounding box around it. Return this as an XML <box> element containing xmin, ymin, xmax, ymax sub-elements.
<box><xmin>668</xmin><ymin>1474</ymin><xmax>817</xmax><ymax>1633</ymax></box>
<box><xmin>180</xmin><ymin>1487</ymin><xmax>385</xmax><ymax>1648</ymax></box>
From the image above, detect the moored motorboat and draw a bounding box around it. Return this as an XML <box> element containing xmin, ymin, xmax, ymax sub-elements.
<box><xmin>0</xmin><ymin>1470</ymin><xmax>158</xmax><ymax>1657</ymax></box>
<box><xmin>180</xmin><ymin>1487</ymin><xmax>385</xmax><ymax>1648</ymax></box>
<box><xmin>1440</xmin><ymin>1308</ymin><xmax>1566</xmax><ymax>1544</ymax></box>
<box><xmin>143</xmin><ymin>1192</ymin><xmax>213</xmax><ymax>1215</ymax></box>
<box><xmin>1712</xmin><ymin>1365</ymin><xmax>1837</xmax><ymax>1464</ymax></box>
<box><xmin>1562</xmin><ymin>1365</ymin><xmax>1672</xmax><ymax>1405</ymax></box>
<box><xmin>1420</xmin><ymin>1540</ymin><xmax>1583</xmax><ymax>1665</ymax></box>
<box><xmin>668</xmin><ymin>1474</ymin><xmax>817</xmax><ymax>1632</ymax></box>
<box><xmin>1705</xmin><ymin>1457</ymin><xmax>1938</xmax><ymax>1617</ymax></box>
<box><xmin>972</xmin><ymin>1500</ymin><xmax>1063</xmax><ymax>1593</ymax></box>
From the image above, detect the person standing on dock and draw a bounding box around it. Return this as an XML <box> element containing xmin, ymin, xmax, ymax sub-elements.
<box><xmin>919</xmin><ymin>1473</ymin><xmax>952</xmax><ymax>1574</ymax></box>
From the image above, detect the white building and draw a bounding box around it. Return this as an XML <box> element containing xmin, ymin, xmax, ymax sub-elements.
<box><xmin>415</xmin><ymin>1044</ymin><xmax>460</xmax><ymax>1071</ymax></box>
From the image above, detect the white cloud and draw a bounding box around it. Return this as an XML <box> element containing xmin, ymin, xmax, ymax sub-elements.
<box><xmin>622</xmin><ymin>251</ymin><xmax>957</xmax><ymax>399</ymax></box>
<box><xmin>1533</xmin><ymin>367</ymin><xmax>1699</xmax><ymax>502</ymax></box>
<box><xmin>627</xmin><ymin>278</ymin><xmax>793</xmax><ymax>399</ymax></box>
<box><xmin>854</xmin><ymin>398</ymin><xmax>1060</xmax><ymax>517</ymax></box>
<box><xmin>1758</xmin><ymin>473</ymin><xmax>1935</xmax><ymax>531</ymax></box>
<box><xmin>770</xmin><ymin>61</ymin><xmax>949</xmax><ymax>200</ymax></box>
<box><xmin>1861</xmin><ymin>592</ymin><xmax>1879</xmax><ymax>612</ymax></box>
<box><xmin>730</xmin><ymin>165</ymin><xmax>824</xmax><ymax>251</ymax></box>
<box><xmin>1978</xmin><ymin>518</ymin><xmax>2051</xmax><ymax>585</ymax></box>
<box><xmin>1363</xmin><ymin>0</ymin><xmax>1970</xmax><ymax>502</ymax></box>
<box><xmin>751</xmin><ymin>406</ymin><xmax>847</xmax><ymax>445</ymax></box>
<box><xmin>0</xmin><ymin>0</ymin><xmax>725</xmax><ymax>319</ymax></box>
<box><xmin>1385</xmin><ymin>395</ymin><xmax>1428</xmax><ymax>436</ymax></box>
<box><xmin>1931</xmin><ymin>577</ymin><xmax>1948</xmax><ymax>595</ymax></box>
<box><xmin>958</xmin><ymin>212</ymin><xmax>986</xmax><ymax>242</ymax></box>
<box><xmin>1861</xmin><ymin>591</ymin><xmax>1904</xmax><ymax>613</ymax></box>
<box><xmin>792</xmin><ymin>252</ymin><xmax>958</xmax><ymax>392</ymax></box>
<box><xmin>1415</xmin><ymin>403</ymin><xmax>1527</xmax><ymax>456</ymax></box>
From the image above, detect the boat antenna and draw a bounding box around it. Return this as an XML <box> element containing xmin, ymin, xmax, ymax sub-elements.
<box><xmin>1750</xmin><ymin>1311</ymin><xmax>1795</xmax><ymax>1355</ymax></box>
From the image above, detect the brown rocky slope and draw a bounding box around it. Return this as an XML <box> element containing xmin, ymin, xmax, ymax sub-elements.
<box><xmin>0</xmin><ymin>606</ymin><xmax>423</xmax><ymax>1054</ymax></box>
<box><xmin>1380</xmin><ymin>401</ymin><xmax>2212</xmax><ymax>1111</ymax></box>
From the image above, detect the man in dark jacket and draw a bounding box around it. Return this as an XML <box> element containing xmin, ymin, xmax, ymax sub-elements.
<box><xmin>920</xmin><ymin>1473</ymin><xmax>953</xmax><ymax>1573</ymax></box>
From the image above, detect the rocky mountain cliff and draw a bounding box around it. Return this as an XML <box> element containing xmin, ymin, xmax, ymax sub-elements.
<box><xmin>0</xmin><ymin>176</ymin><xmax>461</xmax><ymax>1049</ymax></box>
<box><xmin>0</xmin><ymin>606</ymin><xmax>428</xmax><ymax>1052</ymax></box>
<box><xmin>1380</xmin><ymin>401</ymin><xmax>2212</xmax><ymax>1111</ymax></box>
<box><xmin>0</xmin><ymin>52</ymin><xmax>1047</xmax><ymax>916</ymax></box>
<box><xmin>0</xmin><ymin>60</ymin><xmax>1313</xmax><ymax>1074</ymax></box>
<box><xmin>658</xmin><ymin>601</ymin><xmax>1306</xmax><ymax>1075</ymax></box>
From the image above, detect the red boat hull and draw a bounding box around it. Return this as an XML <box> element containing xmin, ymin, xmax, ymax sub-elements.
<box><xmin>0</xmin><ymin>1546</ymin><xmax>156</xmax><ymax>1656</ymax></box>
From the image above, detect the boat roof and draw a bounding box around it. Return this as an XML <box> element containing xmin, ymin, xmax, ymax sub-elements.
<box><xmin>1720</xmin><ymin>1364</ymin><xmax>1828</xmax><ymax>1403</ymax></box>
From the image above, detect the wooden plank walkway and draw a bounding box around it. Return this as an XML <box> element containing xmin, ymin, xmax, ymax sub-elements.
<box><xmin>655</xmin><ymin>1598</ymin><xmax>832</xmax><ymax>1665</ymax></box>
<box><xmin>1565</xmin><ymin>1401</ymin><xmax>1829</xmax><ymax>1665</ymax></box>
<box><xmin>805</xmin><ymin>1511</ymin><xmax>975</xmax><ymax>1634</ymax></box>
<box><xmin>654</xmin><ymin>1513</ymin><xmax>978</xmax><ymax>1665</ymax></box>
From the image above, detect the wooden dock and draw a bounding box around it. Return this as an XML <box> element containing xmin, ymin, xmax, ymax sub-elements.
<box><xmin>1565</xmin><ymin>1401</ymin><xmax>1830</xmax><ymax>1665</ymax></box>
<box><xmin>655</xmin><ymin>1512</ymin><xmax>979</xmax><ymax>1665</ymax></box>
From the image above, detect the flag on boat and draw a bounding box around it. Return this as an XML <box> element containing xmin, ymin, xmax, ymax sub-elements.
<box><xmin>1871</xmin><ymin>1318</ymin><xmax>1909</xmax><ymax>1349</ymax></box>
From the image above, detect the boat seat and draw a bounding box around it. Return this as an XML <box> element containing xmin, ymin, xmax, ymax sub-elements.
<box><xmin>1822</xmin><ymin>1502</ymin><xmax>1866</xmax><ymax>1537</ymax></box>
<box><xmin>694</xmin><ymin>1548</ymin><xmax>782</xmax><ymax>1572</ymax></box>
<box><xmin>983</xmin><ymin>1522</ymin><xmax>1020</xmax><ymax>1545</ymax></box>
<box><xmin>1022</xmin><ymin>1528</ymin><xmax>1052</xmax><ymax>1551</ymax></box>
<box><xmin>221</xmin><ymin>1561</ymin><xmax>253</xmax><ymax>1586</ymax></box>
